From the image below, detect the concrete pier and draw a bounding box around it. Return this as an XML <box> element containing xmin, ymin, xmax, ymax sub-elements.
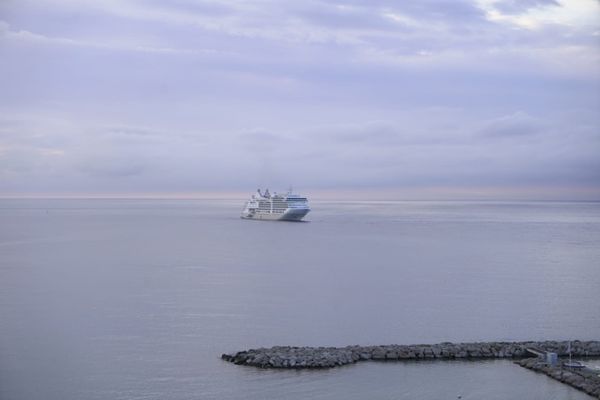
<box><xmin>222</xmin><ymin>340</ymin><xmax>600</xmax><ymax>369</ymax></box>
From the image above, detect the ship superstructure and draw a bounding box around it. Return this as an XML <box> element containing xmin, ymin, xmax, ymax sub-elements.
<box><xmin>241</xmin><ymin>189</ymin><xmax>310</xmax><ymax>221</ymax></box>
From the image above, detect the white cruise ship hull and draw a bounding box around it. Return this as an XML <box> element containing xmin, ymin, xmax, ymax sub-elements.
<box><xmin>241</xmin><ymin>207</ymin><xmax>310</xmax><ymax>221</ymax></box>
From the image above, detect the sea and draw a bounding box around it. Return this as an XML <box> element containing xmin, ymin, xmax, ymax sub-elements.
<box><xmin>1</xmin><ymin>199</ymin><xmax>599</xmax><ymax>400</ymax></box>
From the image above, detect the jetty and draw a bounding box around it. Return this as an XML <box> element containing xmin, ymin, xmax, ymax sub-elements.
<box><xmin>517</xmin><ymin>357</ymin><xmax>600</xmax><ymax>398</ymax></box>
<box><xmin>222</xmin><ymin>340</ymin><xmax>600</xmax><ymax>398</ymax></box>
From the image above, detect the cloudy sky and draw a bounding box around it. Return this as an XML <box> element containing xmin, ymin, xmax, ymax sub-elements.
<box><xmin>1</xmin><ymin>0</ymin><xmax>599</xmax><ymax>199</ymax></box>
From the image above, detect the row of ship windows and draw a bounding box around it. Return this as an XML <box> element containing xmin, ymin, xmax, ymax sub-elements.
<box><xmin>258</xmin><ymin>203</ymin><xmax>305</xmax><ymax>206</ymax></box>
<box><xmin>256</xmin><ymin>202</ymin><xmax>306</xmax><ymax>205</ymax></box>
<box><xmin>252</xmin><ymin>200</ymin><xmax>298</xmax><ymax>203</ymax></box>
<box><xmin>258</xmin><ymin>202</ymin><xmax>306</xmax><ymax>205</ymax></box>
<box><xmin>255</xmin><ymin>204</ymin><xmax>306</xmax><ymax>210</ymax></box>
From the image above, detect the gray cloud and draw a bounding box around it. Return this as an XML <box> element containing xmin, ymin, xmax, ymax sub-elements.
<box><xmin>138</xmin><ymin>0</ymin><xmax>235</xmax><ymax>17</ymax></box>
<box><xmin>493</xmin><ymin>0</ymin><xmax>561</xmax><ymax>14</ymax></box>
<box><xmin>2</xmin><ymin>110</ymin><xmax>597</xmax><ymax>194</ymax></box>
<box><xmin>0</xmin><ymin>0</ymin><xmax>599</xmax><ymax>198</ymax></box>
<box><xmin>479</xmin><ymin>112</ymin><xmax>546</xmax><ymax>137</ymax></box>
<box><xmin>77</xmin><ymin>158</ymin><xmax>146</xmax><ymax>178</ymax></box>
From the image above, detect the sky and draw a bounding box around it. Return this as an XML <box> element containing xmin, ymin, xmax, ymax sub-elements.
<box><xmin>0</xmin><ymin>0</ymin><xmax>599</xmax><ymax>199</ymax></box>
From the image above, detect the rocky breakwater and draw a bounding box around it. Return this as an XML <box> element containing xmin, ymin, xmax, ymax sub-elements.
<box><xmin>221</xmin><ymin>340</ymin><xmax>600</xmax><ymax>369</ymax></box>
<box><xmin>516</xmin><ymin>358</ymin><xmax>600</xmax><ymax>398</ymax></box>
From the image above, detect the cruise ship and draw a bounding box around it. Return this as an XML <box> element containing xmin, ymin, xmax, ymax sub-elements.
<box><xmin>241</xmin><ymin>189</ymin><xmax>310</xmax><ymax>221</ymax></box>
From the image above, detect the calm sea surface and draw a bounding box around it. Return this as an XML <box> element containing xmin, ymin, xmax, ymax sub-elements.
<box><xmin>1</xmin><ymin>199</ymin><xmax>599</xmax><ymax>399</ymax></box>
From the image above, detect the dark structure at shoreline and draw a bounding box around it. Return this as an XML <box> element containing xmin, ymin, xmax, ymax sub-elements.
<box><xmin>222</xmin><ymin>340</ymin><xmax>600</xmax><ymax>398</ymax></box>
<box><xmin>516</xmin><ymin>357</ymin><xmax>600</xmax><ymax>398</ymax></box>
